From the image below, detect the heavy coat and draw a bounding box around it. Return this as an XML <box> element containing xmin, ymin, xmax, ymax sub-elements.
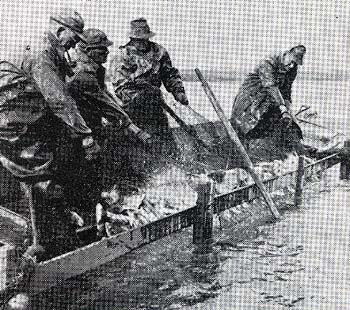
<box><xmin>109</xmin><ymin>41</ymin><xmax>184</xmax><ymax>136</ymax></box>
<box><xmin>231</xmin><ymin>53</ymin><xmax>298</xmax><ymax>136</ymax></box>
<box><xmin>0</xmin><ymin>32</ymin><xmax>92</xmax><ymax>180</ymax></box>
<box><xmin>68</xmin><ymin>50</ymin><xmax>131</xmax><ymax>138</ymax></box>
<box><xmin>0</xmin><ymin>32</ymin><xmax>95</xmax><ymax>257</ymax></box>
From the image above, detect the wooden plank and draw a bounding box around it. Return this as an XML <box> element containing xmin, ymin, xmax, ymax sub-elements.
<box><xmin>340</xmin><ymin>140</ymin><xmax>350</xmax><ymax>179</ymax></box>
<box><xmin>212</xmin><ymin>153</ymin><xmax>340</xmax><ymax>213</ymax></box>
<box><xmin>0</xmin><ymin>205</ymin><xmax>28</xmax><ymax>228</ymax></box>
<box><xmin>29</xmin><ymin>207</ymin><xmax>196</xmax><ymax>295</ymax></box>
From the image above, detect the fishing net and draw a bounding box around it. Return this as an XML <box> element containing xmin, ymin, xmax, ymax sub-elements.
<box><xmin>110</xmin><ymin>87</ymin><xmax>303</xmax><ymax>186</ymax></box>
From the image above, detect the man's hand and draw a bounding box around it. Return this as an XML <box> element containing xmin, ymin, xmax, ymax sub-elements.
<box><xmin>82</xmin><ymin>136</ymin><xmax>101</xmax><ymax>161</ymax></box>
<box><xmin>173</xmin><ymin>92</ymin><xmax>189</xmax><ymax>106</ymax></box>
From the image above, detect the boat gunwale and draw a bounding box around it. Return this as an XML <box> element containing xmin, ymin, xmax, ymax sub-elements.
<box><xmin>37</xmin><ymin>152</ymin><xmax>341</xmax><ymax>266</ymax></box>
<box><xmin>0</xmin><ymin>151</ymin><xmax>342</xmax><ymax>296</ymax></box>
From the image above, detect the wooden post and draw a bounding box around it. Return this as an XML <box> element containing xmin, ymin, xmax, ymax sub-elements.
<box><xmin>340</xmin><ymin>140</ymin><xmax>350</xmax><ymax>180</ymax></box>
<box><xmin>294</xmin><ymin>156</ymin><xmax>305</xmax><ymax>207</ymax></box>
<box><xmin>27</xmin><ymin>185</ymin><xmax>39</xmax><ymax>246</ymax></box>
<box><xmin>193</xmin><ymin>180</ymin><xmax>214</xmax><ymax>246</ymax></box>
<box><xmin>22</xmin><ymin>183</ymin><xmax>45</xmax><ymax>261</ymax></box>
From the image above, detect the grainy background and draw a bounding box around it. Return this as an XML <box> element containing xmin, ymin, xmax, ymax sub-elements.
<box><xmin>0</xmin><ymin>1</ymin><xmax>349</xmax><ymax>309</ymax></box>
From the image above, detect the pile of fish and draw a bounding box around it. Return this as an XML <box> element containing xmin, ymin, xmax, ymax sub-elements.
<box><xmin>99</xmin><ymin>153</ymin><xmax>316</xmax><ymax>236</ymax></box>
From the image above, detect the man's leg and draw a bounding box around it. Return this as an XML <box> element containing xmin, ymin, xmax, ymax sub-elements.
<box><xmin>23</xmin><ymin>180</ymin><xmax>79</xmax><ymax>260</ymax></box>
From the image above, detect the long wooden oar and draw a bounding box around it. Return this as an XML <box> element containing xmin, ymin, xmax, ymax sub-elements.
<box><xmin>195</xmin><ymin>68</ymin><xmax>281</xmax><ymax>220</ymax></box>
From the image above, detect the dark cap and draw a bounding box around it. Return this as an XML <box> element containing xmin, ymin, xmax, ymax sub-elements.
<box><xmin>289</xmin><ymin>45</ymin><xmax>306</xmax><ymax>65</ymax></box>
<box><xmin>79</xmin><ymin>28</ymin><xmax>113</xmax><ymax>49</ymax></box>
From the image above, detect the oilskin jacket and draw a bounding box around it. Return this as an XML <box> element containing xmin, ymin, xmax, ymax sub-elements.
<box><xmin>68</xmin><ymin>50</ymin><xmax>131</xmax><ymax>137</ymax></box>
<box><xmin>231</xmin><ymin>52</ymin><xmax>298</xmax><ymax>135</ymax></box>
<box><xmin>22</xmin><ymin>32</ymin><xmax>92</xmax><ymax>138</ymax></box>
<box><xmin>110</xmin><ymin>40</ymin><xmax>185</xmax><ymax>105</ymax></box>
<box><xmin>0</xmin><ymin>32</ymin><xmax>92</xmax><ymax>179</ymax></box>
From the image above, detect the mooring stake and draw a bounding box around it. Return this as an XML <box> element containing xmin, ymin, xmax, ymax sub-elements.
<box><xmin>294</xmin><ymin>156</ymin><xmax>305</xmax><ymax>207</ymax></box>
<box><xmin>193</xmin><ymin>180</ymin><xmax>214</xmax><ymax>246</ymax></box>
<box><xmin>340</xmin><ymin>140</ymin><xmax>350</xmax><ymax>180</ymax></box>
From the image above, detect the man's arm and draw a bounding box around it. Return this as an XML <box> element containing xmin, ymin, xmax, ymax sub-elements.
<box><xmin>69</xmin><ymin>71</ymin><xmax>151</xmax><ymax>144</ymax></box>
<box><xmin>160</xmin><ymin>50</ymin><xmax>189</xmax><ymax>105</ymax></box>
<box><xmin>69</xmin><ymin>71</ymin><xmax>132</xmax><ymax>128</ymax></box>
<box><xmin>30</xmin><ymin>54</ymin><xmax>92</xmax><ymax>138</ymax></box>
<box><xmin>280</xmin><ymin>66</ymin><xmax>298</xmax><ymax>105</ymax></box>
<box><xmin>109</xmin><ymin>50</ymin><xmax>138</xmax><ymax>104</ymax></box>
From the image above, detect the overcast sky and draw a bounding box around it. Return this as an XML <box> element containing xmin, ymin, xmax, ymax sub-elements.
<box><xmin>0</xmin><ymin>0</ymin><xmax>349</xmax><ymax>75</ymax></box>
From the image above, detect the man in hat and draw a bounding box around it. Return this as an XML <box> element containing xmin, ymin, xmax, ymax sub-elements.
<box><xmin>231</xmin><ymin>45</ymin><xmax>306</xmax><ymax>154</ymax></box>
<box><xmin>1</xmin><ymin>9</ymin><xmax>100</xmax><ymax>260</ymax></box>
<box><xmin>68</xmin><ymin>28</ymin><xmax>153</xmax><ymax>237</ymax></box>
<box><xmin>109</xmin><ymin>18</ymin><xmax>189</xmax><ymax>143</ymax></box>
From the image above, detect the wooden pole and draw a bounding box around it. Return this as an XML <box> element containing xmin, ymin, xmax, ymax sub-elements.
<box><xmin>195</xmin><ymin>68</ymin><xmax>281</xmax><ymax>220</ymax></box>
<box><xmin>294</xmin><ymin>156</ymin><xmax>305</xmax><ymax>207</ymax></box>
<box><xmin>193</xmin><ymin>180</ymin><xmax>214</xmax><ymax>245</ymax></box>
<box><xmin>27</xmin><ymin>185</ymin><xmax>39</xmax><ymax>246</ymax></box>
<box><xmin>23</xmin><ymin>183</ymin><xmax>45</xmax><ymax>261</ymax></box>
<box><xmin>340</xmin><ymin>140</ymin><xmax>350</xmax><ymax>180</ymax></box>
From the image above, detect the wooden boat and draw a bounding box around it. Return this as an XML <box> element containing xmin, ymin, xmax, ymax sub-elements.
<box><xmin>0</xmin><ymin>110</ymin><xmax>347</xmax><ymax>301</ymax></box>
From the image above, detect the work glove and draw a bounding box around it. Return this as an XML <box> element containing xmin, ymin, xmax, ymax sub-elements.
<box><xmin>173</xmin><ymin>92</ymin><xmax>189</xmax><ymax>106</ymax></box>
<box><xmin>127</xmin><ymin>123</ymin><xmax>152</xmax><ymax>145</ymax></box>
<box><xmin>82</xmin><ymin>136</ymin><xmax>101</xmax><ymax>161</ymax></box>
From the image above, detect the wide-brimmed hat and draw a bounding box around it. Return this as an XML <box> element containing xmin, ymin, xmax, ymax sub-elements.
<box><xmin>50</xmin><ymin>8</ymin><xmax>87</xmax><ymax>43</ymax></box>
<box><xmin>79</xmin><ymin>28</ymin><xmax>113</xmax><ymax>49</ymax></box>
<box><xmin>128</xmin><ymin>18</ymin><xmax>155</xmax><ymax>39</ymax></box>
<box><xmin>289</xmin><ymin>45</ymin><xmax>306</xmax><ymax>65</ymax></box>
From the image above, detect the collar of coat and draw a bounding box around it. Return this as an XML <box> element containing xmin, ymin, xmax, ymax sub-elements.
<box><xmin>120</xmin><ymin>40</ymin><xmax>166</xmax><ymax>60</ymax></box>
